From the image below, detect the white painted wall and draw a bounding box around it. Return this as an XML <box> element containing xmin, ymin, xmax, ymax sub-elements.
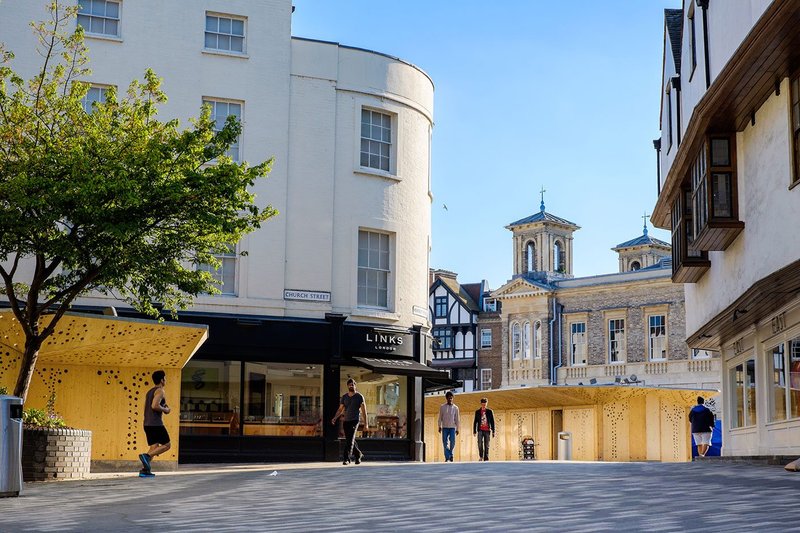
<box><xmin>685</xmin><ymin>81</ymin><xmax>795</xmax><ymax>335</ymax></box>
<box><xmin>0</xmin><ymin>0</ymin><xmax>434</xmax><ymax>330</ymax></box>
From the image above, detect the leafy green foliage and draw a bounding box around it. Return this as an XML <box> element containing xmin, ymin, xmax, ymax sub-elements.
<box><xmin>0</xmin><ymin>2</ymin><xmax>276</xmax><ymax>401</ymax></box>
<box><xmin>23</xmin><ymin>392</ymin><xmax>66</xmax><ymax>428</ymax></box>
<box><xmin>22</xmin><ymin>407</ymin><xmax>66</xmax><ymax>428</ymax></box>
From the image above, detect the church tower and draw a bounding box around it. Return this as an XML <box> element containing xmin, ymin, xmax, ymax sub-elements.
<box><xmin>612</xmin><ymin>216</ymin><xmax>671</xmax><ymax>272</ymax></box>
<box><xmin>506</xmin><ymin>192</ymin><xmax>580</xmax><ymax>280</ymax></box>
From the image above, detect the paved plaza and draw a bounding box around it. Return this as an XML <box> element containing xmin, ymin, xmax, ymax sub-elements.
<box><xmin>1</xmin><ymin>460</ymin><xmax>799</xmax><ymax>532</ymax></box>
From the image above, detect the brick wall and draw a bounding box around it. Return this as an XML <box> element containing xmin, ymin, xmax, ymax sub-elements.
<box><xmin>22</xmin><ymin>428</ymin><xmax>92</xmax><ymax>481</ymax></box>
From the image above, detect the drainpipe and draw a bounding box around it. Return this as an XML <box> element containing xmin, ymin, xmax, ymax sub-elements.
<box><xmin>653</xmin><ymin>139</ymin><xmax>662</xmax><ymax>196</ymax></box>
<box><xmin>697</xmin><ymin>0</ymin><xmax>711</xmax><ymax>90</ymax></box>
<box><xmin>549</xmin><ymin>297</ymin><xmax>562</xmax><ymax>385</ymax></box>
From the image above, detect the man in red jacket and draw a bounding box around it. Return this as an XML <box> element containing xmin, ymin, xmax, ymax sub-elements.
<box><xmin>472</xmin><ymin>398</ymin><xmax>495</xmax><ymax>461</ymax></box>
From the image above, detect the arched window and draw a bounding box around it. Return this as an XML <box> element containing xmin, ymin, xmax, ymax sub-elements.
<box><xmin>534</xmin><ymin>321</ymin><xmax>542</xmax><ymax>359</ymax></box>
<box><xmin>511</xmin><ymin>322</ymin><xmax>521</xmax><ymax>360</ymax></box>
<box><xmin>525</xmin><ymin>241</ymin><xmax>536</xmax><ymax>272</ymax></box>
<box><xmin>523</xmin><ymin>322</ymin><xmax>531</xmax><ymax>358</ymax></box>
<box><xmin>630</xmin><ymin>261</ymin><xmax>641</xmax><ymax>271</ymax></box>
<box><xmin>554</xmin><ymin>240</ymin><xmax>566</xmax><ymax>272</ymax></box>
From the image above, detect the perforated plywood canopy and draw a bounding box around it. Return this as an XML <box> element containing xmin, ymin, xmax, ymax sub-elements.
<box><xmin>0</xmin><ymin>311</ymin><xmax>208</xmax><ymax>368</ymax></box>
<box><xmin>424</xmin><ymin>385</ymin><xmax>716</xmax><ymax>415</ymax></box>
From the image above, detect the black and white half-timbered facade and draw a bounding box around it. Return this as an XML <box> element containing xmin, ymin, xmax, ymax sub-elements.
<box><xmin>429</xmin><ymin>270</ymin><xmax>483</xmax><ymax>392</ymax></box>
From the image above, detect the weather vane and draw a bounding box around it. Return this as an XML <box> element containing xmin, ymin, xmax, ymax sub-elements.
<box><xmin>540</xmin><ymin>186</ymin><xmax>546</xmax><ymax>212</ymax></box>
<box><xmin>642</xmin><ymin>211</ymin><xmax>650</xmax><ymax>234</ymax></box>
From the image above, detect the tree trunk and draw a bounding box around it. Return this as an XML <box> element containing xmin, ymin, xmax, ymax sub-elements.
<box><xmin>13</xmin><ymin>338</ymin><xmax>42</xmax><ymax>404</ymax></box>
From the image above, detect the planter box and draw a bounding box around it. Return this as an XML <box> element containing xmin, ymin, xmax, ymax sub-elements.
<box><xmin>22</xmin><ymin>428</ymin><xmax>92</xmax><ymax>481</ymax></box>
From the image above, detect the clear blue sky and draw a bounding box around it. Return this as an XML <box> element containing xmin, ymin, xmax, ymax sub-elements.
<box><xmin>292</xmin><ymin>1</ymin><xmax>677</xmax><ymax>290</ymax></box>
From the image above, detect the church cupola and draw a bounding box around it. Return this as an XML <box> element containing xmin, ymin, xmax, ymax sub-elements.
<box><xmin>506</xmin><ymin>190</ymin><xmax>580</xmax><ymax>279</ymax></box>
<box><xmin>612</xmin><ymin>214</ymin><xmax>671</xmax><ymax>272</ymax></box>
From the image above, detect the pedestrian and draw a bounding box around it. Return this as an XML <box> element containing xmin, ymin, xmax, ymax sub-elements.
<box><xmin>331</xmin><ymin>378</ymin><xmax>368</xmax><ymax>465</ymax></box>
<box><xmin>438</xmin><ymin>391</ymin><xmax>460</xmax><ymax>462</ymax></box>
<box><xmin>689</xmin><ymin>396</ymin><xmax>715</xmax><ymax>457</ymax></box>
<box><xmin>472</xmin><ymin>397</ymin><xmax>495</xmax><ymax>461</ymax></box>
<box><xmin>138</xmin><ymin>370</ymin><xmax>172</xmax><ymax>476</ymax></box>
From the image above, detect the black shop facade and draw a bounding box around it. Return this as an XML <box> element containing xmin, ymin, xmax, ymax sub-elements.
<box><xmin>156</xmin><ymin>311</ymin><xmax>451</xmax><ymax>463</ymax></box>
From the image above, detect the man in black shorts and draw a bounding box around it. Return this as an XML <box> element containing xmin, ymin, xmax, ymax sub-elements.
<box><xmin>139</xmin><ymin>370</ymin><xmax>171</xmax><ymax>475</ymax></box>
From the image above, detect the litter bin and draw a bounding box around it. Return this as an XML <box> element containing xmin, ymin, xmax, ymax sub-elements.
<box><xmin>0</xmin><ymin>395</ymin><xmax>24</xmax><ymax>497</ymax></box>
<box><xmin>557</xmin><ymin>431</ymin><xmax>572</xmax><ymax>461</ymax></box>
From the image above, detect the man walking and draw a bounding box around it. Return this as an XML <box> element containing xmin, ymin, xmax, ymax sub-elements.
<box><xmin>331</xmin><ymin>378</ymin><xmax>368</xmax><ymax>465</ymax></box>
<box><xmin>138</xmin><ymin>370</ymin><xmax>171</xmax><ymax>476</ymax></box>
<box><xmin>689</xmin><ymin>396</ymin><xmax>715</xmax><ymax>457</ymax></box>
<box><xmin>473</xmin><ymin>398</ymin><xmax>495</xmax><ymax>461</ymax></box>
<box><xmin>438</xmin><ymin>391</ymin><xmax>460</xmax><ymax>462</ymax></box>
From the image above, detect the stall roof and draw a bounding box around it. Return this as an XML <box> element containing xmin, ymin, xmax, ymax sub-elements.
<box><xmin>424</xmin><ymin>385</ymin><xmax>719</xmax><ymax>415</ymax></box>
<box><xmin>353</xmin><ymin>357</ymin><xmax>451</xmax><ymax>379</ymax></box>
<box><xmin>0</xmin><ymin>311</ymin><xmax>208</xmax><ymax>368</ymax></box>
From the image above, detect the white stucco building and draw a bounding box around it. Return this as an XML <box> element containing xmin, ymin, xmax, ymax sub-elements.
<box><xmin>652</xmin><ymin>0</ymin><xmax>800</xmax><ymax>459</ymax></box>
<box><xmin>1</xmin><ymin>0</ymin><xmax>439</xmax><ymax>463</ymax></box>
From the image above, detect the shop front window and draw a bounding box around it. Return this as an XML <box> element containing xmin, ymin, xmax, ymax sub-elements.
<box><xmin>242</xmin><ymin>362</ymin><xmax>322</xmax><ymax>437</ymax></box>
<box><xmin>180</xmin><ymin>361</ymin><xmax>242</xmax><ymax>436</ymax></box>
<box><xmin>768</xmin><ymin>336</ymin><xmax>800</xmax><ymax>422</ymax></box>
<box><xmin>730</xmin><ymin>357</ymin><xmax>757</xmax><ymax>428</ymax></box>
<box><xmin>340</xmin><ymin>366</ymin><xmax>407</xmax><ymax>439</ymax></box>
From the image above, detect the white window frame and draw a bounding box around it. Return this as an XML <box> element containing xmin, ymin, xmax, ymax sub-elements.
<box><xmin>523</xmin><ymin>321</ymin><xmax>531</xmax><ymax>359</ymax></box>
<box><xmin>203</xmin><ymin>98</ymin><xmax>243</xmax><ymax>162</ymax></box>
<box><xmin>199</xmin><ymin>245</ymin><xmax>237</xmax><ymax>296</ymax></box>
<box><xmin>480</xmin><ymin>328</ymin><xmax>492</xmax><ymax>349</ymax></box>
<box><xmin>484</xmin><ymin>299</ymin><xmax>497</xmax><ymax>312</ymax></box>
<box><xmin>647</xmin><ymin>314</ymin><xmax>667</xmax><ymax>361</ymax></box>
<box><xmin>357</xmin><ymin>229</ymin><xmax>390</xmax><ymax>309</ymax></box>
<box><xmin>205</xmin><ymin>12</ymin><xmax>246</xmax><ymax>54</ymax></box>
<box><xmin>729</xmin><ymin>355</ymin><xmax>757</xmax><ymax>429</ymax></box>
<box><xmin>533</xmin><ymin>321</ymin><xmax>542</xmax><ymax>359</ymax></box>
<box><xmin>354</xmin><ymin>100</ymin><xmax>401</xmax><ymax>180</ymax></box>
<box><xmin>608</xmin><ymin>317</ymin><xmax>626</xmax><ymax>364</ymax></box>
<box><xmin>767</xmin><ymin>334</ymin><xmax>800</xmax><ymax>423</ymax></box>
<box><xmin>77</xmin><ymin>0</ymin><xmax>121</xmax><ymax>38</ymax></box>
<box><xmin>360</xmin><ymin>108</ymin><xmax>392</xmax><ymax>173</ymax></box>
<box><xmin>480</xmin><ymin>368</ymin><xmax>492</xmax><ymax>390</ymax></box>
<box><xmin>570</xmin><ymin>322</ymin><xmax>587</xmax><ymax>366</ymax></box>
<box><xmin>81</xmin><ymin>84</ymin><xmax>111</xmax><ymax>114</ymax></box>
<box><xmin>511</xmin><ymin>322</ymin><xmax>521</xmax><ymax>360</ymax></box>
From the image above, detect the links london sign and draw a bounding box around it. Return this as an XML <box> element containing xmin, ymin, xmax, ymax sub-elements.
<box><xmin>343</xmin><ymin>326</ymin><xmax>413</xmax><ymax>357</ymax></box>
<box><xmin>366</xmin><ymin>331</ymin><xmax>404</xmax><ymax>351</ymax></box>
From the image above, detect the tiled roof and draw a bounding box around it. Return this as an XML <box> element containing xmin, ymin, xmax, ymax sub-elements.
<box><xmin>507</xmin><ymin>210</ymin><xmax>578</xmax><ymax>228</ymax></box>
<box><xmin>665</xmin><ymin>9</ymin><xmax>683</xmax><ymax>73</ymax></box>
<box><xmin>613</xmin><ymin>232</ymin><xmax>670</xmax><ymax>250</ymax></box>
<box><xmin>437</xmin><ymin>276</ymin><xmax>480</xmax><ymax>312</ymax></box>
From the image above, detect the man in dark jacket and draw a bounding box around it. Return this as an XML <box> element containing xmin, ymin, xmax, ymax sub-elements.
<box><xmin>689</xmin><ymin>396</ymin><xmax>715</xmax><ymax>457</ymax></box>
<box><xmin>472</xmin><ymin>398</ymin><xmax>495</xmax><ymax>461</ymax></box>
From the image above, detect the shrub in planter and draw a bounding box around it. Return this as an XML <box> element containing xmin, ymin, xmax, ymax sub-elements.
<box><xmin>21</xmin><ymin>393</ymin><xmax>92</xmax><ymax>481</ymax></box>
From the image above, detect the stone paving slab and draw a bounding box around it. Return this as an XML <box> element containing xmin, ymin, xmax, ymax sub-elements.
<box><xmin>1</xmin><ymin>460</ymin><xmax>799</xmax><ymax>532</ymax></box>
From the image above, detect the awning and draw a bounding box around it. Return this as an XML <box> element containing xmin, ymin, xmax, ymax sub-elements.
<box><xmin>352</xmin><ymin>357</ymin><xmax>450</xmax><ymax>379</ymax></box>
<box><xmin>422</xmin><ymin>376</ymin><xmax>464</xmax><ymax>394</ymax></box>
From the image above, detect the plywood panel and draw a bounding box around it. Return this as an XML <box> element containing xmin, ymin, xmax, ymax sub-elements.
<box><xmin>25</xmin><ymin>365</ymin><xmax>182</xmax><ymax>462</ymax></box>
<box><xmin>564</xmin><ymin>407</ymin><xmax>597</xmax><ymax>461</ymax></box>
<box><xmin>628</xmin><ymin>396</ymin><xmax>647</xmax><ymax>461</ymax></box>
<box><xmin>536</xmin><ymin>410</ymin><xmax>552</xmax><ymax>460</ymax></box>
<box><xmin>646</xmin><ymin>395</ymin><xmax>662</xmax><ymax>461</ymax></box>
<box><xmin>660</xmin><ymin>401</ymin><xmax>690</xmax><ymax>462</ymax></box>
<box><xmin>507</xmin><ymin>410</ymin><xmax>536</xmax><ymax>460</ymax></box>
<box><xmin>603</xmin><ymin>401</ymin><xmax>631</xmax><ymax>461</ymax></box>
